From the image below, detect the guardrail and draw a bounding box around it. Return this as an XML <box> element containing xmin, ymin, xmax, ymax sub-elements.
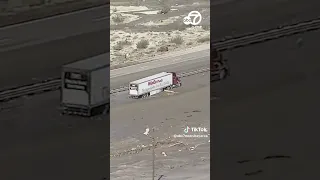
<box><xmin>213</xmin><ymin>17</ymin><xmax>320</xmax><ymax>51</ymax></box>
<box><xmin>1</xmin><ymin>17</ymin><xmax>320</xmax><ymax>102</ymax></box>
<box><xmin>0</xmin><ymin>67</ymin><xmax>210</xmax><ymax>102</ymax></box>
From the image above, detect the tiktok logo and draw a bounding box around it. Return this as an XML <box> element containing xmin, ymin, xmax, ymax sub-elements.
<box><xmin>184</xmin><ymin>126</ymin><xmax>190</xmax><ymax>133</ymax></box>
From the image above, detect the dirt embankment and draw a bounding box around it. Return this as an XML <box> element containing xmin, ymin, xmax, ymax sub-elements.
<box><xmin>110</xmin><ymin>1</ymin><xmax>210</xmax><ymax>66</ymax></box>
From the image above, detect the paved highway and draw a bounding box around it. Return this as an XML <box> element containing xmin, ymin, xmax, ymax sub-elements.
<box><xmin>110</xmin><ymin>48</ymin><xmax>209</xmax><ymax>89</ymax></box>
<box><xmin>0</xmin><ymin>51</ymin><xmax>209</xmax><ymax>179</ymax></box>
<box><xmin>0</xmin><ymin>29</ymin><xmax>109</xmax><ymax>90</ymax></box>
<box><xmin>212</xmin><ymin>30</ymin><xmax>320</xmax><ymax>179</ymax></box>
<box><xmin>110</xmin><ymin>78</ymin><xmax>210</xmax><ymax>179</ymax></box>
<box><xmin>211</xmin><ymin>0</ymin><xmax>320</xmax><ymax>39</ymax></box>
<box><xmin>1</xmin><ymin>0</ymin><xmax>319</xmax><ymax>90</ymax></box>
<box><xmin>0</xmin><ymin>75</ymin><xmax>209</xmax><ymax>179</ymax></box>
<box><xmin>0</xmin><ymin>28</ymin><xmax>319</xmax><ymax>179</ymax></box>
<box><xmin>0</xmin><ymin>5</ymin><xmax>109</xmax><ymax>50</ymax></box>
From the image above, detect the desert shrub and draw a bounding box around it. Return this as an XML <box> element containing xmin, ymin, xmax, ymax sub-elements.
<box><xmin>113</xmin><ymin>39</ymin><xmax>132</xmax><ymax>50</ymax></box>
<box><xmin>158</xmin><ymin>5</ymin><xmax>170</xmax><ymax>14</ymax></box>
<box><xmin>157</xmin><ymin>46</ymin><xmax>169</xmax><ymax>52</ymax></box>
<box><xmin>110</xmin><ymin>35</ymin><xmax>120</xmax><ymax>41</ymax></box>
<box><xmin>112</xmin><ymin>14</ymin><xmax>125</xmax><ymax>23</ymax></box>
<box><xmin>197</xmin><ymin>36</ymin><xmax>210</xmax><ymax>43</ymax></box>
<box><xmin>202</xmin><ymin>25</ymin><xmax>210</xmax><ymax>31</ymax></box>
<box><xmin>136</xmin><ymin>39</ymin><xmax>149</xmax><ymax>49</ymax></box>
<box><xmin>119</xmin><ymin>39</ymin><xmax>132</xmax><ymax>46</ymax></box>
<box><xmin>174</xmin><ymin>22</ymin><xmax>188</xmax><ymax>31</ymax></box>
<box><xmin>113</xmin><ymin>42</ymin><xmax>123</xmax><ymax>50</ymax></box>
<box><xmin>170</xmin><ymin>35</ymin><xmax>183</xmax><ymax>45</ymax></box>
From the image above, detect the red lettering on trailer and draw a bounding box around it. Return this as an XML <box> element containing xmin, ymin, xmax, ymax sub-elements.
<box><xmin>148</xmin><ymin>79</ymin><xmax>163</xmax><ymax>86</ymax></box>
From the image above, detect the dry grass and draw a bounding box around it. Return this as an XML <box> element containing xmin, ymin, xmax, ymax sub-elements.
<box><xmin>158</xmin><ymin>5</ymin><xmax>171</xmax><ymax>14</ymax></box>
<box><xmin>113</xmin><ymin>39</ymin><xmax>132</xmax><ymax>50</ymax></box>
<box><xmin>109</xmin><ymin>3</ymin><xmax>210</xmax><ymax>65</ymax></box>
<box><xmin>197</xmin><ymin>36</ymin><xmax>210</xmax><ymax>43</ymax></box>
<box><xmin>158</xmin><ymin>0</ymin><xmax>171</xmax><ymax>14</ymax></box>
<box><xmin>157</xmin><ymin>46</ymin><xmax>169</xmax><ymax>52</ymax></box>
<box><xmin>136</xmin><ymin>39</ymin><xmax>149</xmax><ymax>49</ymax></box>
<box><xmin>113</xmin><ymin>42</ymin><xmax>123</xmax><ymax>50</ymax></box>
<box><xmin>170</xmin><ymin>35</ymin><xmax>184</xmax><ymax>45</ymax></box>
<box><xmin>112</xmin><ymin>14</ymin><xmax>125</xmax><ymax>23</ymax></box>
<box><xmin>202</xmin><ymin>25</ymin><xmax>210</xmax><ymax>31</ymax></box>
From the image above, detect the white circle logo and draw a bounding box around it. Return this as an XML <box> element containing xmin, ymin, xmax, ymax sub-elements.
<box><xmin>183</xmin><ymin>11</ymin><xmax>202</xmax><ymax>25</ymax></box>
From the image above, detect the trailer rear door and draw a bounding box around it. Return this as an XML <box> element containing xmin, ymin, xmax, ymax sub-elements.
<box><xmin>62</xmin><ymin>71</ymin><xmax>89</xmax><ymax>105</ymax></box>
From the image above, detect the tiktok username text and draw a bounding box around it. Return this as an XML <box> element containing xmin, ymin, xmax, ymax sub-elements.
<box><xmin>173</xmin><ymin>134</ymin><xmax>209</xmax><ymax>138</ymax></box>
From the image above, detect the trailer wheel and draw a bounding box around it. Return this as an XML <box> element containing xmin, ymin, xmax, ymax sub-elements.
<box><xmin>142</xmin><ymin>93</ymin><xmax>149</xmax><ymax>98</ymax></box>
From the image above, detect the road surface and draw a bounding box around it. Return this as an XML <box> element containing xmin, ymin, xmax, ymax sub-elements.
<box><xmin>0</xmin><ymin>51</ymin><xmax>209</xmax><ymax>179</ymax></box>
<box><xmin>0</xmin><ymin>73</ymin><xmax>210</xmax><ymax>179</ymax></box>
<box><xmin>211</xmin><ymin>0</ymin><xmax>320</xmax><ymax>39</ymax></box>
<box><xmin>212</xmin><ymin>30</ymin><xmax>320</xmax><ymax>179</ymax></box>
<box><xmin>0</xmin><ymin>28</ymin><xmax>318</xmax><ymax>179</ymax></box>
<box><xmin>1</xmin><ymin>0</ymin><xmax>320</xmax><ymax>89</ymax></box>
<box><xmin>110</xmin><ymin>75</ymin><xmax>210</xmax><ymax>179</ymax></box>
<box><xmin>111</xmin><ymin>29</ymin><xmax>320</xmax><ymax>179</ymax></box>
<box><xmin>110</xmin><ymin>48</ymin><xmax>209</xmax><ymax>89</ymax></box>
<box><xmin>0</xmin><ymin>5</ymin><xmax>109</xmax><ymax>51</ymax></box>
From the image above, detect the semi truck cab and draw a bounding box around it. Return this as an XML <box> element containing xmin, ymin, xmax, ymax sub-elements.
<box><xmin>169</xmin><ymin>72</ymin><xmax>182</xmax><ymax>87</ymax></box>
<box><xmin>211</xmin><ymin>49</ymin><xmax>230</xmax><ymax>81</ymax></box>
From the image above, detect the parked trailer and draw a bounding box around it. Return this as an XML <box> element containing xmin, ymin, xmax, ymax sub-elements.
<box><xmin>211</xmin><ymin>48</ymin><xmax>230</xmax><ymax>81</ymax></box>
<box><xmin>61</xmin><ymin>53</ymin><xmax>110</xmax><ymax>116</ymax></box>
<box><xmin>129</xmin><ymin>72</ymin><xmax>181</xmax><ymax>98</ymax></box>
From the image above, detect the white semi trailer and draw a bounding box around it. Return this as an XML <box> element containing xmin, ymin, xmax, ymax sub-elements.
<box><xmin>61</xmin><ymin>53</ymin><xmax>110</xmax><ymax>116</ymax></box>
<box><xmin>129</xmin><ymin>72</ymin><xmax>181</xmax><ymax>98</ymax></box>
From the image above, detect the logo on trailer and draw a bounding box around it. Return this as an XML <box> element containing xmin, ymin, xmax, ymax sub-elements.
<box><xmin>148</xmin><ymin>79</ymin><xmax>163</xmax><ymax>86</ymax></box>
